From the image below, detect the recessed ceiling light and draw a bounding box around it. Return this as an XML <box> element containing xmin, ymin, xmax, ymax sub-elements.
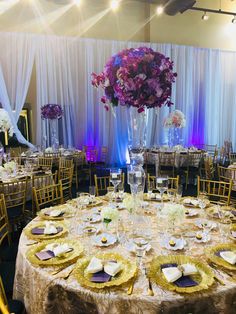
<box><xmin>110</xmin><ymin>0</ymin><xmax>119</xmax><ymax>11</ymax></box>
<box><xmin>202</xmin><ymin>12</ymin><xmax>209</xmax><ymax>21</ymax></box>
<box><xmin>156</xmin><ymin>6</ymin><xmax>164</xmax><ymax>15</ymax></box>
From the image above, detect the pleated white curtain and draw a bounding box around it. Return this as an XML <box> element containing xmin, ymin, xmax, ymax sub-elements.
<box><xmin>1</xmin><ymin>32</ymin><xmax>236</xmax><ymax>164</ymax></box>
<box><xmin>0</xmin><ymin>33</ymin><xmax>35</xmax><ymax>147</ymax></box>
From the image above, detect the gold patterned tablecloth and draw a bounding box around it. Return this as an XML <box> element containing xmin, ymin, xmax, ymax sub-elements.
<box><xmin>13</xmin><ymin>199</ymin><xmax>236</xmax><ymax>314</ymax></box>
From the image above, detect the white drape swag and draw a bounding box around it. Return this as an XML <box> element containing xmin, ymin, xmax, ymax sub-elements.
<box><xmin>1</xmin><ymin>32</ymin><xmax>236</xmax><ymax>163</ymax></box>
<box><xmin>0</xmin><ymin>33</ymin><xmax>35</xmax><ymax>147</ymax></box>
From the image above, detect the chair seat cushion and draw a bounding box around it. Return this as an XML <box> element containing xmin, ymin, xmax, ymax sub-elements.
<box><xmin>0</xmin><ymin>261</ymin><xmax>15</xmax><ymax>297</ymax></box>
<box><xmin>8</xmin><ymin>299</ymin><xmax>25</xmax><ymax>314</ymax></box>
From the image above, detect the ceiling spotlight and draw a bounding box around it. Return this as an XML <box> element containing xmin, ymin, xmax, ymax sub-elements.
<box><xmin>202</xmin><ymin>11</ymin><xmax>209</xmax><ymax>21</ymax></box>
<box><xmin>232</xmin><ymin>15</ymin><xmax>236</xmax><ymax>23</ymax></box>
<box><xmin>74</xmin><ymin>0</ymin><xmax>81</xmax><ymax>6</ymax></box>
<box><xmin>156</xmin><ymin>6</ymin><xmax>164</xmax><ymax>15</ymax></box>
<box><xmin>110</xmin><ymin>0</ymin><xmax>120</xmax><ymax>11</ymax></box>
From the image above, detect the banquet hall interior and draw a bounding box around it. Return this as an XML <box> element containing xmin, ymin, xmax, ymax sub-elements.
<box><xmin>1</xmin><ymin>0</ymin><xmax>236</xmax><ymax>313</ymax></box>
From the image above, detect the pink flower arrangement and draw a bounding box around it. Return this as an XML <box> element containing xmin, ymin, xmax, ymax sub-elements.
<box><xmin>41</xmin><ymin>104</ymin><xmax>63</xmax><ymax>120</ymax></box>
<box><xmin>163</xmin><ymin>110</ymin><xmax>186</xmax><ymax>128</ymax></box>
<box><xmin>92</xmin><ymin>47</ymin><xmax>177</xmax><ymax>113</ymax></box>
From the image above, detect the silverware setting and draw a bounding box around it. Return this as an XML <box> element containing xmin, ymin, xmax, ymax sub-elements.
<box><xmin>144</xmin><ymin>268</ymin><xmax>154</xmax><ymax>296</ymax></box>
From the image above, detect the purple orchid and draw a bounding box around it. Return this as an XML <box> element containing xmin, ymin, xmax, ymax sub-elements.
<box><xmin>41</xmin><ymin>104</ymin><xmax>63</xmax><ymax>120</ymax></box>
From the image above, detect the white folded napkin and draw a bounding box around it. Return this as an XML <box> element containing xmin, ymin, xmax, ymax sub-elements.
<box><xmin>45</xmin><ymin>243</ymin><xmax>72</xmax><ymax>257</ymax></box>
<box><xmin>183</xmin><ymin>198</ymin><xmax>192</xmax><ymax>204</ymax></box>
<box><xmin>104</xmin><ymin>261</ymin><xmax>122</xmax><ymax>276</ymax></box>
<box><xmin>162</xmin><ymin>267</ymin><xmax>182</xmax><ymax>283</ymax></box>
<box><xmin>180</xmin><ymin>263</ymin><xmax>198</xmax><ymax>276</ymax></box>
<box><xmin>44</xmin><ymin>222</ymin><xmax>58</xmax><ymax>235</ymax></box>
<box><xmin>49</xmin><ymin>209</ymin><xmax>64</xmax><ymax>217</ymax></box>
<box><xmin>86</xmin><ymin>257</ymin><xmax>122</xmax><ymax>276</ymax></box>
<box><xmin>191</xmin><ymin>200</ymin><xmax>199</xmax><ymax>206</ymax></box>
<box><xmin>86</xmin><ymin>257</ymin><xmax>103</xmax><ymax>274</ymax></box>
<box><xmin>220</xmin><ymin>251</ymin><xmax>236</xmax><ymax>265</ymax></box>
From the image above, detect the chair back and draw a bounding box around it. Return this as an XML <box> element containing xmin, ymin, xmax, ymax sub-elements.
<box><xmin>0</xmin><ymin>194</ymin><xmax>11</xmax><ymax>246</ymax></box>
<box><xmin>204</xmin><ymin>156</ymin><xmax>214</xmax><ymax>179</ymax></box>
<box><xmin>229</xmin><ymin>153</ymin><xmax>236</xmax><ymax>164</ymax></box>
<box><xmin>100</xmin><ymin>147</ymin><xmax>108</xmax><ymax>163</ymax></box>
<box><xmin>59</xmin><ymin>167</ymin><xmax>73</xmax><ymax>201</ymax></box>
<box><xmin>188</xmin><ymin>151</ymin><xmax>203</xmax><ymax>168</ymax></box>
<box><xmin>197</xmin><ymin>176</ymin><xmax>232</xmax><ymax>205</ymax></box>
<box><xmin>38</xmin><ymin>157</ymin><xmax>53</xmax><ymax>170</ymax></box>
<box><xmin>0</xmin><ymin>276</ymin><xmax>9</xmax><ymax>314</ymax></box>
<box><xmin>0</xmin><ymin>179</ymin><xmax>28</xmax><ymax>220</ymax></box>
<box><xmin>33</xmin><ymin>182</ymin><xmax>63</xmax><ymax>212</ymax></box>
<box><xmin>94</xmin><ymin>175</ymin><xmax>111</xmax><ymax>196</ymax></box>
<box><xmin>158</xmin><ymin>152</ymin><xmax>176</xmax><ymax>177</ymax></box>
<box><xmin>9</xmin><ymin>147</ymin><xmax>21</xmax><ymax>158</ymax></box>
<box><xmin>59</xmin><ymin>158</ymin><xmax>73</xmax><ymax>169</ymax></box>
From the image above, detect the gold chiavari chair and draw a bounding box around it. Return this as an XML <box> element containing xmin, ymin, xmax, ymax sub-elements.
<box><xmin>158</xmin><ymin>152</ymin><xmax>177</xmax><ymax>177</ymax></box>
<box><xmin>204</xmin><ymin>156</ymin><xmax>215</xmax><ymax>180</ymax></box>
<box><xmin>229</xmin><ymin>153</ymin><xmax>236</xmax><ymax>164</ymax></box>
<box><xmin>94</xmin><ymin>175</ymin><xmax>111</xmax><ymax>196</ymax></box>
<box><xmin>0</xmin><ymin>194</ymin><xmax>11</xmax><ymax>248</ymax></box>
<box><xmin>59</xmin><ymin>167</ymin><xmax>73</xmax><ymax>202</ymax></box>
<box><xmin>147</xmin><ymin>174</ymin><xmax>179</xmax><ymax>192</ymax></box>
<box><xmin>217</xmin><ymin>165</ymin><xmax>230</xmax><ymax>182</ymax></box>
<box><xmin>0</xmin><ymin>277</ymin><xmax>9</xmax><ymax>314</ymax></box>
<box><xmin>0</xmin><ymin>179</ymin><xmax>28</xmax><ymax>227</ymax></box>
<box><xmin>59</xmin><ymin>157</ymin><xmax>73</xmax><ymax>169</ymax></box>
<box><xmin>0</xmin><ymin>276</ymin><xmax>24</xmax><ymax>314</ymax></box>
<box><xmin>72</xmin><ymin>152</ymin><xmax>87</xmax><ymax>189</ymax></box>
<box><xmin>185</xmin><ymin>151</ymin><xmax>203</xmax><ymax>187</ymax></box>
<box><xmin>31</xmin><ymin>172</ymin><xmax>57</xmax><ymax>217</ymax></box>
<box><xmin>33</xmin><ymin>182</ymin><xmax>63</xmax><ymax>213</ymax></box>
<box><xmin>197</xmin><ymin>176</ymin><xmax>232</xmax><ymax>206</ymax></box>
<box><xmin>38</xmin><ymin>157</ymin><xmax>53</xmax><ymax>170</ymax></box>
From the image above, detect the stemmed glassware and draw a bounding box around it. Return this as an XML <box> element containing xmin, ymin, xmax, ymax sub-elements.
<box><xmin>89</xmin><ymin>186</ymin><xmax>96</xmax><ymax>203</ymax></box>
<box><xmin>132</xmin><ymin>229</ymin><xmax>151</xmax><ymax>270</ymax></box>
<box><xmin>110</xmin><ymin>168</ymin><xmax>122</xmax><ymax>201</ymax></box>
<box><xmin>156</xmin><ymin>176</ymin><xmax>168</xmax><ymax>206</ymax></box>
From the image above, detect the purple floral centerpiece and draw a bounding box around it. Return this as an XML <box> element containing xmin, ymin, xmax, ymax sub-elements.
<box><xmin>92</xmin><ymin>46</ymin><xmax>177</xmax><ymax>113</ymax></box>
<box><xmin>41</xmin><ymin>104</ymin><xmax>63</xmax><ymax>120</ymax></box>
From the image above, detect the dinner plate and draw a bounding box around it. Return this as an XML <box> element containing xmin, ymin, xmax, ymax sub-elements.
<box><xmin>74</xmin><ymin>252</ymin><xmax>137</xmax><ymax>289</ymax></box>
<box><xmin>148</xmin><ymin>255</ymin><xmax>214</xmax><ymax>293</ymax></box>
<box><xmin>230</xmin><ymin>225</ymin><xmax>236</xmax><ymax>241</ymax></box>
<box><xmin>92</xmin><ymin>233</ymin><xmax>117</xmax><ymax>247</ymax></box>
<box><xmin>144</xmin><ymin>193</ymin><xmax>169</xmax><ymax>202</ymax></box>
<box><xmin>24</xmin><ymin>222</ymin><xmax>68</xmax><ymax>240</ymax></box>
<box><xmin>38</xmin><ymin>205</ymin><xmax>75</xmax><ymax>220</ymax></box>
<box><xmin>26</xmin><ymin>238</ymin><xmax>83</xmax><ymax>267</ymax></box>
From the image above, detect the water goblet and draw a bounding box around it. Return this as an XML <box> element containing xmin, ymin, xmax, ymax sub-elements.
<box><xmin>167</xmin><ymin>188</ymin><xmax>176</xmax><ymax>203</ymax></box>
<box><xmin>132</xmin><ymin>231</ymin><xmax>151</xmax><ymax>270</ymax></box>
<box><xmin>110</xmin><ymin>168</ymin><xmax>122</xmax><ymax>199</ymax></box>
<box><xmin>89</xmin><ymin>185</ymin><xmax>96</xmax><ymax>203</ymax></box>
<box><xmin>176</xmin><ymin>185</ymin><xmax>183</xmax><ymax>203</ymax></box>
<box><xmin>156</xmin><ymin>176</ymin><xmax>168</xmax><ymax>206</ymax></box>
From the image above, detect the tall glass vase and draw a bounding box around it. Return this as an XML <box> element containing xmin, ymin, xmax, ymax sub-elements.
<box><xmin>127</xmin><ymin>106</ymin><xmax>147</xmax><ymax>166</ymax></box>
<box><xmin>49</xmin><ymin>119</ymin><xmax>59</xmax><ymax>150</ymax></box>
<box><xmin>168</xmin><ymin>127</ymin><xmax>181</xmax><ymax>147</ymax></box>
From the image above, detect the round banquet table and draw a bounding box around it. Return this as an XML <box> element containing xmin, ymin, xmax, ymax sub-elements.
<box><xmin>13</xmin><ymin>198</ymin><xmax>236</xmax><ymax>314</ymax></box>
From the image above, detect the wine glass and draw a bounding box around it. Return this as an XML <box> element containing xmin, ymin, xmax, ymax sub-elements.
<box><xmin>110</xmin><ymin>168</ymin><xmax>122</xmax><ymax>197</ymax></box>
<box><xmin>127</xmin><ymin>165</ymin><xmax>144</xmax><ymax>194</ymax></box>
<box><xmin>176</xmin><ymin>184</ymin><xmax>183</xmax><ymax>203</ymax></box>
<box><xmin>132</xmin><ymin>231</ymin><xmax>151</xmax><ymax>270</ymax></box>
<box><xmin>167</xmin><ymin>188</ymin><xmax>175</xmax><ymax>204</ymax></box>
<box><xmin>89</xmin><ymin>186</ymin><xmax>96</xmax><ymax>203</ymax></box>
<box><xmin>156</xmin><ymin>176</ymin><xmax>168</xmax><ymax>206</ymax></box>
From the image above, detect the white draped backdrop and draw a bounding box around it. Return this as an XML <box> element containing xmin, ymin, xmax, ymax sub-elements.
<box><xmin>0</xmin><ymin>32</ymin><xmax>236</xmax><ymax>164</ymax></box>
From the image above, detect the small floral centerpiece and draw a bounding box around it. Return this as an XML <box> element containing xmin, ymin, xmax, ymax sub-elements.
<box><xmin>162</xmin><ymin>204</ymin><xmax>185</xmax><ymax>227</ymax></box>
<box><xmin>1</xmin><ymin>161</ymin><xmax>17</xmax><ymax>174</ymax></box>
<box><xmin>123</xmin><ymin>194</ymin><xmax>142</xmax><ymax>213</ymax></box>
<box><xmin>92</xmin><ymin>47</ymin><xmax>177</xmax><ymax>113</ymax></box>
<box><xmin>0</xmin><ymin>109</ymin><xmax>14</xmax><ymax>136</ymax></box>
<box><xmin>101</xmin><ymin>206</ymin><xmax>119</xmax><ymax>228</ymax></box>
<box><xmin>163</xmin><ymin>110</ymin><xmax>186</xmax><ymax>128</ymax></box>
<box><xmin>41</xmin><ymin>104</ymin><xmax>63</xmax><ymax>120</ymax></box>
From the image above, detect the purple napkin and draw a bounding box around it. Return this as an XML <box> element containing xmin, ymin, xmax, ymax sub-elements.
<box><xmin>161</xmin><ymin>263</ymin><xmax>198</xmax><ymax>287</ymax></box>
<box><xmin>35</xmin><ymin>250</ymin><xmax>55</xmax><ymax>261</ymax></box>
<box><xmin>174</xmin><ymin>276</ymin><xmax>198</xmax><ymax>287</ymax></box>
<box><xmin>231</xmin><ymin>210</ymin><xmax>236</xmax><ymax>216</ymax></box>
<box><xmin>31</xmin><ymin>226</ymin><xmax>63</xmax><ymax>235</ymax></box>
<box><xmin>90</xmin><ymin>271</ymin><xmax>111</xmax><ymax>283</ymax></box>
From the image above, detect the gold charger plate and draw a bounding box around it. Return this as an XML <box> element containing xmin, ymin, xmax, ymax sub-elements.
<box><xmin>182</xmin><ymin>197</ymin><xmax>210</xmax><ymax>208</ymax></box>
<box><xmin>26</xmin><ymin>238</ymin><xmax>83</xmax><ymax>267</ymax></box>
<box><xmin>148</xmin><ymin>255</ymin><xmax>214</xmax><ymax>294</ymax></box>
<box><xmin>74</xmin><ymin>252</ymin><xmax>137</xmax><ymax>290</ymax></box>
<box><xmin>206</xmin><ymin>206</ymin><xmax>236</xmax><ymax>224</ymax></box>
<box><xmin>230</xmin><ymin>224</ymin><xmax>236</xmax><ymax>241</ymax></box>
<box><xmin>205</xmin><ymin>243</ymin><xmax>236</xmax><ymax>271</ymax></box>
<box><xmin>68</xmin><ymin>198</ymin><xmax>103</xmax><ymax>208</ymax></box>
<box><xmin>38</xmin><ymin>205</ymin><xmax>75</xmax><ymax>220</ymax></box>
<box><xmin>24</xmin><ymin>221</ymin><xmax>68</xmax><ymax>240</ymax></box>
